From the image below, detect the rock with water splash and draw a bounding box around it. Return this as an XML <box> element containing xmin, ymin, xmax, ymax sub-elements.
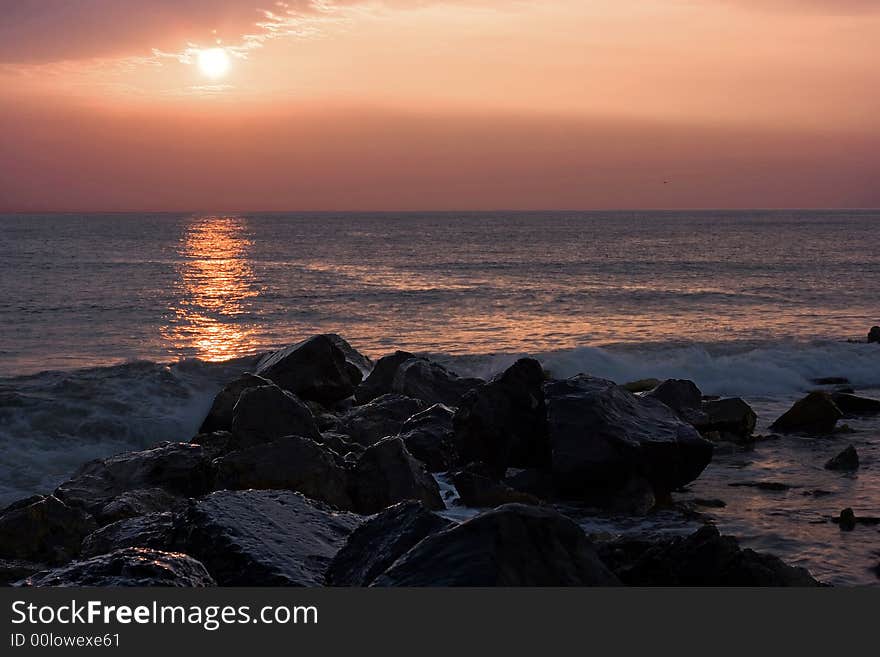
<box><xmin>231</xmin><ymin>384</ymin><xmax>321</xmax><ymax>446</ymax></box>
<box><xmin>397</xmin><ymin>403</ymin><xmax>457</xmax><ymax>472</ymax></box>
<box><xmin>199</xmin><ymin>372</ymin><xmax>272</xmax><ymax>434</ymax></box>
<box><xmin>339</xmin><ymin>394</ymin><xmax>425</xmax><ymax>446</ymax></box>
<box><xmin>17</xmin><ymin>548</ymin><xmax>215</xmax><ymax>587</ymax></box>
<box><xmin>771</xmin><ymin>391</ymin><xmax>843</xmax><ymax>435</ymax></box>
<box><xmin>81</xmin><ymin>512</ymin><xmax>175</xmax><ymax>557</ymax></box>
<box><xmin>0</xmin><ymin>495</ymin><xmax>96</xmax><ymax>564</ymax></box>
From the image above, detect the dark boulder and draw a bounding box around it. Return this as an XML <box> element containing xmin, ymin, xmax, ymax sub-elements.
<box><xmin>453</xmin><ymin>358</ymin><xmax>548</xmax><ymax>477</ymax></box>
<box><xmin>544</xmin><ymin>376</ymin><xmax>713</xmax><ymax>502</ymax></box>
<box><xmin>646</xmin><ymin>379</ymin><xmax>707</xmax><ymax>426</ymax></box>
<box><xmin>831</xmin><ymin>392</ymin><xmax>880</xmax><ymax>416</ymax></box>
<box><xmin>825</xmin><ymin>444</ymin><xmax>859</xmax><ymax>471</ymax></box>
<box><xmin>837</xmin><ymin>507</ymin><xmax>857</xmax><ymax>531</ymax></box>
<box><xmin>373</xmin><ymin>504</ymin><xmax>620</xmax><ymax>586</ymax></box>
<box><xmin>55</xmin><ymin>443</ymin><xmax>213</xmax><ymax>513</ymax></box>
<box><xmin>452</xmin><ymin>468</ymin><xmax>542</xmax><ymax>508</ymax></box>
<box><xmin>174</xmin><ymin>490</ymin><xmax>359</xmax><ymax>586</ymax></box>
<box><xmin>326</xmin><ymin>501</ymin><xmax>452</xmax><ymax>587</ymax></box>
<box><xmin>326</xmin><ymin>333</ymin><xmax>373</xmax><ymax>378</ymax></box>
<box><xmin>95</xmin><ymin>488</ymin><xmax>188</xmax><ymax>525</ymax></box>
<box><xmin>868</xmin><ymin>326</ymin><xmax>880</xmax><ymax>343</ymax></box>
<box><xmin>770</xmin><ymin>392</ymin><xmax>843</xmax><ymax>435</ymax></box>
<box><xmin>316</xmin><ymin>432</ymin><xmax>364</xmax><ymax>459</ymax></box>
<box><xmin>231</xmin><ymin>384</ymin><xmax>321</xmax><ymax>446</ymax></box>
<box><xmin>17</xmin><ymin>548</ymin><xmax>215</xmax><ymax>587</ymax></box>
<box><xmin>701</xmin><ymin>397</ymin><xmax>758</xmax><ymax>442</ymax></box>
<box><xmin>199</xmin><ymin>373</ymin><xmax>272</xmax><ymax>434</ymax></box>
<box><xmin>339</xmin><ymin>393</ymin><xmax>425</xmax><ymax>447</ymax></box>
<box><xmin>350</xmin><ymin>438</ymin><xmax>445</xmax><ymax>514</ymax></box>
<box><xmin>81</xmin><ymin>512</ymin><xmax>175</xmax><ymax>558</ymax></box>
<box><xmin>255</xmin><ymin>334</ymin><xmax>362</xmax><ymax>404</ymax></box>
<box><xmin>598</xmin><ymin>525</ymin><xmax>820</xmax><ymax>586</ymax></box>
<box><xmin>355</xmin><ymin>351</ymin><xmax>417</xmax><ymax>404</ymax></box>
<box><xmin>397</xmin><ymin>403</ymin><xmax>457</xmax><ymax>472</ymax></box>
<box><xmin>213</xmin><ymin>436</ymin><xmax>353</xmax><ymax>509</ymax></box>
<box><xmin>0</xmin><ymin>495</ymin><xmax>96</xmax><ymax>564</ymax></box>
<box><xmin>391</xmin><ymin>358</ymin><xmax>484</xmax><ymax>407</ymax></box>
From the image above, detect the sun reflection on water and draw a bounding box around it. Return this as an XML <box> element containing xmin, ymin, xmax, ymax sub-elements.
<box><xmin>162</xmin><ymin>216</ymin><xmax>261</xmax><ymax>362</ymax></box>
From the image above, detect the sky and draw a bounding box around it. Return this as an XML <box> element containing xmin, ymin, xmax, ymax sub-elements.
<box><xmin>1</xmin><ymin>0</ymin><xmax>878</xmax><ymax>211</ymax></box>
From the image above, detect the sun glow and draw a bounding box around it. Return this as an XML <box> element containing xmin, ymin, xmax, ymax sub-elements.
<box><xmin>197</xmin><ymin>48</ymin><xmax>231</xmax><ymax>79</ymax></box>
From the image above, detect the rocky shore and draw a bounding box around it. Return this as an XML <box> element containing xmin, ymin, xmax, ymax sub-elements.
<box><xmin>2</xmin><ymin>332</ymin><xmax>879</xmax><ymax>587</ymax></box>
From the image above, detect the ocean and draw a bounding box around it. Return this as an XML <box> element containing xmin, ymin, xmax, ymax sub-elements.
<box><xmin>1</xmin><ymin>210</ymin><xmax>879</xmax><ymax>584</ymax></box>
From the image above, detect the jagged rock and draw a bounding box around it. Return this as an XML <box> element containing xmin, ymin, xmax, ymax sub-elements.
<box><xmin>373</xmin><ymin>504</ymin><xmax>620</xmax><ymax>586</ymax></box>
<box><xmin>453</xmin><ymin>358</ymin><xmax>548</xmax><ymax>477</ymax></box>
<box><xmin>825</xmin><ymin>445</ymin><xmax>859</xmax><ymax>471</ymax></box>
<box><xmin>1</xmin><ymin>559</ymin><xmax>44</xmax><ymax>586</ymax></box>
<box><xmin>597</xmin><ymin>525</ymin><xmax>820</xmax><ymax>586</ymax></box>
<box><xmin>213</xmin><ymin>436</ymin><xmax>353</xmax><ymax>509</ymax></box>
<box><xmin>623</xmin><ymin>378</ymin><xmax>661</xmax><ymax>393</ymax></box>
<box><xmin>868</xmin><ymin>326</ymin><xmax>880</xmax><ymax>343</ymax></box>
<box><xmin>255</xmin><ymin>334</ymin><xmax>363</xmax><ymax>404</ymax></box>
<box><xmin>81</xmin><ymin>512</ymin><xmax>175</xmax><ymax>557</ymax></box>
<box><xmin>831</xmin><ymin>393</ymin><xmax>880</xmax><ymax>416</ymax></box>
<box><xmin>17</xmin><ymin>548</ymin><xmax>215</xmax><ymax>587</ymax></box>
<box><xmin>339</xmin><ymin>394</ymin><xmax>425</xmax><ymax>446</ymax></box>
<box><xmin>701</xmin><ymin>397</ymin><xmax>758</xmax><ymax>442</ymax></box>
<box><xmin>355</xmin><ymin>351</ymin><xmax>417</xmax><ymax>404</ymax></box>
<box><xmin>0</xmin><ymin>495</ymin><xmax>96</xmax><ymax>564</ymax></box>
<box><xmin>316</xmin><ymin>432</ymin><xmax>364</xmax><ymax>458</ymax></box>
<box><xmin>95</xmin><ymin>488</ymin><xmax>187</xmax><ymax>525</ymax></box>
<box><xmin>199</xmin><ymin>373</ymin><xmax>272</xmax><ymax>434</ymax></box>
<box><xmin>174</xmin><ymin>490</ymin><xmax>359</xmax><ymax>586</ymax></box>
<box><xmin>452</xmin><ymin>468</ymin><xmax>542</xmax><ymax>507</ymax></box>
<box><xmin>326</xmin><ymin>502</ymin><xmax>452</xmax><ymax>586</ymax></box>
<box><xmin>397</xmin><ymin>403</ymin><xmax>457</xmax><ymax>472</ymax></box>
<box><xmin>646</xmin><ymin>379</ymin><xmax>707</xmax><ymax>426</ymax></box>
<box><xmin>771</xmin><ymin>392</ymin><xmax>843</xmax><ymax>435</ymax></box>
<box><xmin>231</xmin><ymin>384</ymin><xmax>321</xmax><ymax>446</ymax></box>
<box><xmin>326</xmin><ymin>333</ymin><xmax>373</xmax><ymax>377</ymax></box>
<box><xmin>391</xmin><ymin>358</ymin><xmax>483</xmax><ymax>407</ymax></box>
<box><xmin>350</xmin><ymin>438</ymin><xmax>445</xmax><ymax>514</ymax></box>
<box><xmin>55</xmin><ymin>443</ymin><xmax>213</xmax><ymax>513</ymax></box>
<box><xmin>544</xmin><ymin>376</ymin><xmax>713</xmax><ymax>502</ymax></box>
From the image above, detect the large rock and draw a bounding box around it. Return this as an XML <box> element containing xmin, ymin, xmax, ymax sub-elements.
<box><xmin>0</xmin><ymin>495</ymin><xmax>96</xmax><ymax>564</ymax></box>
<box><xmin>453</xmin><ymin>358</ymin><xmax>549</xmax><ymax>477</ymax></box>
<box><xmin>825</xmin><ymin>444</ymin><xmax>859</xmax><ymax>471</ymax></box>
<box><xmin>95</xmin><ymin>488</ymin><xmax>188</xmax><ymax>525</ymax></box>
<box><xmin>326</xmin><ymin>333</ymin><xmax>373</xmax><ymax>378</ymax></box>
<box><xmin>397</xmin><ymin>403</ymin><xmax>457</xmax><ymax>472</ymax></box>
<box><xmin>831</xmin><ymin>392</ymin><xmax>880</xmax><ymax>416</ymax></box>
<box><xmin>646</xmin><ymin>379</ymin><xmax>707</xmax><ymax>426</ymax></box>
<box><xmin>213</xmin><ymin>436</ymin><xmax>353</xmax><ymax>509</ymax></box>
<box><xmin>701</xmin><ymin>397</ymin><xmax>758</xmax><ymax>442</ymax></box>
<box><xmin>81</xmin><ymin>512</ymin><xmax>175</xmax><ymax>557</ymax></box>
<box><xmin>350</xmin><ymin>438</ymin><xmax>445</xmax><ymax>514</ymax></box>
<box><xmin>17</xmin><ymin>548</ymin><xmax>215</xmax><ymax>587</ymax></box>
<box><xmin>174</xmin><ymin>490</ymin><xmax>359</xmax><ymax>586</ymax></box>
<box><xmin>868</xmin><ymin>326</ymin><xmax>880</xmax><ymax>343</ymax></box>
<box><xmin>339</xmin><ymin>394</ymin><xmax>425</xmax><ymax>446</ymax></box>
<box><xmin>597</xmin><ymin>525</ymin><xmax>820</xmax><ymax>586</ymax></box>
<box><xmin>199</xmin><ymin>373</ymin><xmax>272</xmax><ymax>434</ymax></box>
<box><xmin>326</xmin><ymin>502</ymin><xmax>452</xmax><ymax>586</ymax></box>
<box><xmin>544</xmin><ymin>376</ymin><xmax>713</xmax><ymax>501</ymax></box>
<box><xmin>373</xmin><ymin>504</ymin><xmax>620</xmax><ymax>586</ymax></box>
<box><xmin>231</xmin><ymin>384</ymin><xmax>321</xmax><ymax>446</ymax></box>
<box><xmin>391</xmin><ymin>358</ymin><xmax>484</xmax><ymax>407</ymax></box>
<box><xmin>255</xmin><ymin>334</ymin><xmax>362</xmax><ymax>404</ymax></box>
<box><xmin>770</xmin><ymin>392</ymin><xmax>843</xmax><ymax>435</ymax></box>
<box><xmin>54</xmin><ymin>443</ymin><xmax>213</xmax><ymax>513</ymax></box>
<box><xmin>355</xmin><ymin>351</ymin><xmax>417</xmax><ymax>404</ymax></box>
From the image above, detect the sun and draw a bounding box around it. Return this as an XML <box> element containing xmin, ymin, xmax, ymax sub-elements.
<box><xmin>197</xmin><ymin>48</ymin><xmax>231</xmax><ymax>79</ymax></box>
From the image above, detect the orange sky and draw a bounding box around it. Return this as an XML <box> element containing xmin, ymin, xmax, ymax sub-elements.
<box><xmin>1</xmin><ymin>0</ymin><xmax>878</xmax><ymax>211</ymax></box>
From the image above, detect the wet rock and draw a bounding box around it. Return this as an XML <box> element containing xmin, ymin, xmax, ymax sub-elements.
<box><xmin>213</xmin><ymin>436</ymin><xmax>353</xmax><ymax>509</ymax></box>
<box><xmin>17</xmin><ymin>548</ymin><xmax>215</xmax><ymax>587</ymax></box>
<box><xmin>326</xmin><ymin>333</ymin><xmax>373</xmax><ymax>378</ymax></box>
<box><xmin>174</xmin><ymin>490</ymin><xmax>359</xmax><ymax>586</ymax></box>
<box><xmin>701</xmin><ymin>397</ymin><xmax>758</xmax><ymax>442</ymax></box>
<box><xmin>95</xmin><ymin>488</ymin><xmax>188</xmax><ymax>525</ymax></box>
<box><xmin>825</xmin><ymin>445</ymin><xmax>859</xmax><ymax>471</ymax></box>
<box><xmin>191</xmin><ymin>431</ymin><xmax>237</xmax><ymax>458</ymax></box>
<box><xmin>544</xmin><ymin>375</ymin><xmax>713</xmax><ymax>502</ymax></box>
<box><xmin>339</xmin><ymin>394</ymin><xmax>425</xmax><ymax>447</ymax></box>
<box><xmin>0</xmin><ymin>559</ymin><xmax>44</xmax><ymax>586</ymax></box>
<box><xmin>0</xmin><ymin>495</ymin><xmax>96</xmax><ymax>564</ymax></box>
<box><xmin>597</xmin><ymin>525</ymin><xmax>819</xmax><ymax>586</ymax></box>
<box><xmin>837</xmin><ymin>507</ymin><xmax>857</xmax><ymax>531</ymax></box>
<box><xmin>198</xmin><ymin>373</ymin><xmax>272</xmax><ymax>434</ymax></box>
<box><xmin>868</xmin><ymin>326</ymin><xmax>880</xmax><ymax>343</ymax></box>
<box><xmin>452</xmin><ymin>468</ymin><xmax>542</xmax><ymax>508</ymax></box>
<box><xmin>316</xmin><ymin>432</ymin><xmax>364</xmax><ymax>459</ymax></box>
<box><xmin>255</xmin><ymin>334</ymin><xmax>363</xmax><ymax>404</ymax></box>
<box><xmin>231</xmin><ymin>384</ymin><xmax>321</xmax><ymax>446</ymax></box>
<box><xmin>81</xmin><ymin>512</ymin><xmax>175</xmax><ymax>558</ymax></box>
<box><xmin>55</xmin><ymin>443</ymin><xmax>214</xmax><ymax>513</ymax></box>
<box><xmin>350</xmin><ymin>438</ymin><xmax>445</xmax><ymax>514</ymax></box>
<box><xmin>770</xmin><ymin>391</ymin><xmax>842</xmax><ymax>435</ymax></box>
<box><xmin>646</xmin><ymin>379</ymin><xmax>707</xmax><ymax>425</ymax></box>
<box><xmin>326</xmin><ymin>501</ymin><xmax>452</xmax><ymax>587</ymax></box>
<box><xmin>391</xmin><ymin>358</ymin><xmax>483</xmax><ymax>407</ymax></box>
<box><xmin>397</xmin><ymin>403</ymin><xmax>457</xmax><ymax>472</ymax></box>
<box><xmin>453</xmin><ymin>358</ymin><xmax>549</xmax><ymax>477</ymax></box>
<box><xmin>831</xmin><ymin>392</ymin><xmax>880</xmax><ymax>416</ymax></box>
<box><xmin>623</xmin><ymin>378</ymin><xmax>661</xmax><ymax>393</ymax></box>
<box><xmin>355</xmin><ymin>351</ymin><xmax>417</xmax><ymax>404</ymax></box>
<box><xmin>373</xmin><ymin>504</ymin><xmax>620</xmax><ymax>586</ymax></box>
